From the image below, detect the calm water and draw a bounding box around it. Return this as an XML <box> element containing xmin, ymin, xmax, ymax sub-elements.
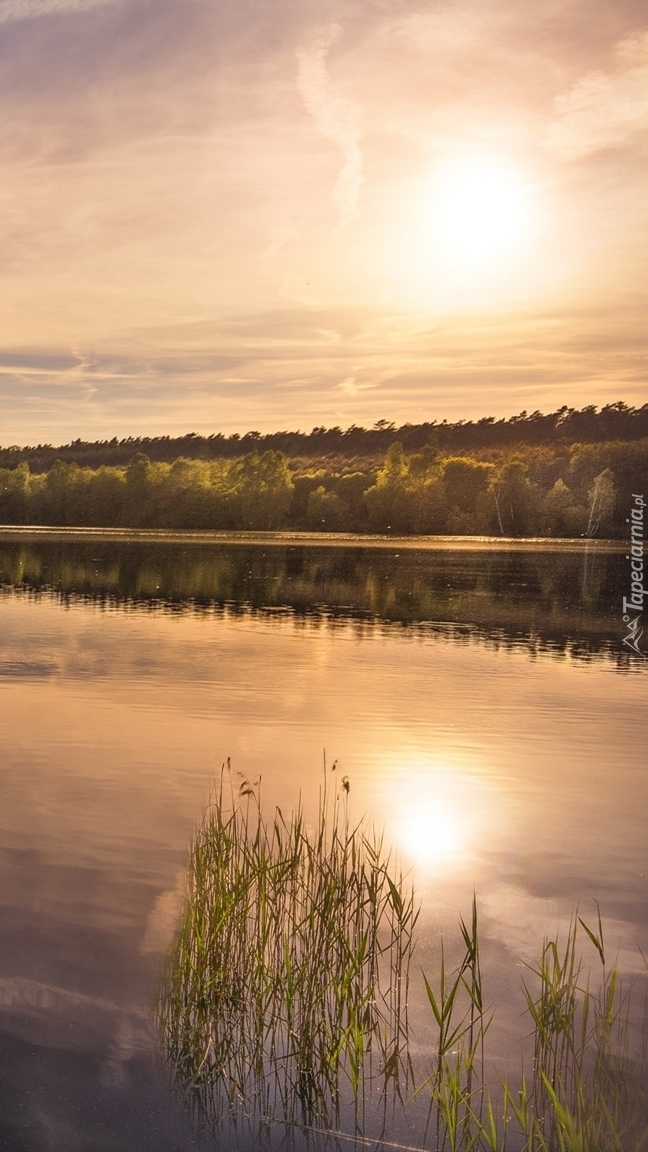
<box><xmin>0</xmin><ymin>532</ymin><xmax>645</xmax><ymax>1150</ymax></box>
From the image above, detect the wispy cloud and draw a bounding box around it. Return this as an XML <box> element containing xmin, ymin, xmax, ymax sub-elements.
<box><xmin>0</xmin><ymin>0</ymin><xmax>112</xmax><ymax>25</ymax></box>
<box><xmin>296</xmin><ymin>24</ymin><xmax>363</xmax><ymax>228</ymax></box>
<box><xmin>545</xmin><ymin>30</ymin><xmax>648</xmax><ymax>159</ymax></box>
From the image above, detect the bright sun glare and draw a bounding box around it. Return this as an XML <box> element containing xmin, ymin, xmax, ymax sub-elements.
<box><xmin>383</xmin><ymin>758</ymin><xmax>504</xmax><ymax>872</ymax></box>
<box><xmin>433</xmin><ymin>155</ymin><xmax>531</xmax><ymax>269</ymax></box>
<box><xmin>386</xmin><ymin>151</ymin><xmax>538</xmax><ymax>304</ymax></box>
<box><xmin>391</xmin><ymin>767</ymin><xmax>474</xmax><ymax>869</ymax></box>
<box><xmin>400</xmin><ymin>803</ymin><xmax>464</xmax><ymax>866</ymax></box>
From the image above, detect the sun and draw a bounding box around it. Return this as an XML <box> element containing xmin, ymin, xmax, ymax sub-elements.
<box><xmin>433</xmin><ymin>154</ymin><xmax>531</xmax><ymax>269</ymax></box>
<box><xmin>380</xmin><ymin>149</ymin><xmax>539</xmax><ymax>304</ymax></box>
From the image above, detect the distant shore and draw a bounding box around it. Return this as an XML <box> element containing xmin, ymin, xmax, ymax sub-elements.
<box><xmin>0</xmin><ymin>525</ymin><xmax>626</xmax><ymax>551</ymax></box>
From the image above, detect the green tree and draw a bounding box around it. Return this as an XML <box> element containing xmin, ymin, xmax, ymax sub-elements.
<box><xmin>305</xmin><ymin>487</ymin><xmax>350</xmax><ymax>531</ymax></box>
<box><xmin>85</xmin><ymin>467</ymin><xmax>127</xmax><ymax>526</ymax></box>
<box><xmin>334</xmin><ymin>473</ymin><xmax>370</xmax><ymax>530</ymax></box>
<box><xmin>441</xmin><ymin>457</ymin><xmax>493</xmax><ymax>514</ymax></box>
<box><xmin>408</xmin><ymin>444</ymin><xmax>438</xmax><ymax>478</ymax></box>
<box><xmin>364</xmin><ymin>443</ymin><xmax>413</xmax><ymax>532</ymax></box>
<box><xmin>288</xmin><ymin>472</ymin><xmax>328</xmax><ymax>527</ymax></box>
<box><xmin>123</xmin><ymin>453</ymin><xmax>157</xmax><ymax>526</ymax></box>
<box><xmin>408</xmin><ymin>477</ymin><xmax>448</xmax><ymax>534</ymax></box>
<box><xmin>490</xmin><ymin>460</ymin><xmax>540</xmax><ymax>536</ymax></box>
<box><xmin>43</xmin><ymin>460</ymin><xmax>79</xmax><ymax>524</ymax></box>
<box><xmin>540</xmin><ymin>479</ymin><xmax>586</xmax><ymax>537</ymax></box>
<box><xmin>156</xmin><ymin>458</ymin><xmax>215</xmax><ymax>528</ymax></box>
<box><xmin>229</xmin><ymin>451</ymin><xmax>294</xmax><ymax>529</ymax></box>
<box><xmin>0</xmin><ymin>462</ymin><xmax>32</xmax><ymax>523</ymax></box>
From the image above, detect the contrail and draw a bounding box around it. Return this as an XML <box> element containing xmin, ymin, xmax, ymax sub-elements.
<box><xmin>0</xmin><ymin>0</ymin><xmax>112</xmax><ymax>25</ymax></box>
<box><xmin>297</xmin><ymin>24</ymin><xmax>363</xmax><ymax>228</ymax></box>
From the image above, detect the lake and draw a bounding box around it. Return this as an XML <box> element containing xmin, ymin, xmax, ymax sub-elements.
<box><xmin>0</xmin><ymin>531</ymin><xmax>645</xmax><ymax>1150</ymax></box>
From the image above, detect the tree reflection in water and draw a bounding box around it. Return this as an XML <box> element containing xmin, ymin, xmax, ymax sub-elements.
<box><xmin>0</xmin><ymin>536</ymin><xmax>629</xmax><ymax>664</ymax></box>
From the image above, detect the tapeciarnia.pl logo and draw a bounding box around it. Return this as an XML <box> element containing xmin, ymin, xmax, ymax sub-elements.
<box><xmin>622</xmin><ymin>493</ymin><xmax>646</xmax><ymax>656</ymax></box>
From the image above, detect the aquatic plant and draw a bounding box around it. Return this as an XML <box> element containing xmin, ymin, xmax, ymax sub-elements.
<box><xmin>422</xmin><ymin>904</ymin><xmax>648</xmax><ymax>1152</ymax></box>
<box><xmin>159</xmin><ymin>773</ymin><xmax>648</xmax><ymax>1151</ymax></box>
<box><xmin>158</xmin><ymin>763</ymin><xmax>418</xmax><ymax>1138</ymax></box>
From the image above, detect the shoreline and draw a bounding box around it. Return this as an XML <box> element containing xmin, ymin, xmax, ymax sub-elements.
<box><xmin>0</xmin><ymin>525</ymin><xmax>626</xmax><ymax>552</ymax></box>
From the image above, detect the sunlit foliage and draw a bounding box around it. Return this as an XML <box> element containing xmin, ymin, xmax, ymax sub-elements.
<box><xmin>0</xmin><ymin>433</ymin><xmax>645</xmax><ymax>536</ymax></box>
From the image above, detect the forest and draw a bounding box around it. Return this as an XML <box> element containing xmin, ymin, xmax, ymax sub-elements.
<box><xmin>0</xmin><ymin>422</ymin><xmax>646</xmax><ymax>536</ymax></box>
<box><xmin>1</xmin><ymin>401</ymin><xmax>648</xmax><ymax>473</ymax></box>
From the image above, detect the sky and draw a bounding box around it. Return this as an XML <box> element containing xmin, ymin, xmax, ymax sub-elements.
<box><xmin>1</xmin><ymin>0</ymin><xmax>647</xmax><ymax>443</ymax></box>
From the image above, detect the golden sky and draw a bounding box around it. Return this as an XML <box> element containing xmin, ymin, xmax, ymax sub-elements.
<box><xmin>1</xmin><ymin>0</ymin><xmax>647</xmax><ymax>441</ymax></box>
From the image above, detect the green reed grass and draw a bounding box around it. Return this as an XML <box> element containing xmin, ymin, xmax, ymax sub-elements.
<box><xmin>421</xmin><ymin>904</ymin><xmax>648</xmax><ymax>1152</ymax></box>
<box><xmin>158</xmin><ymin>762</ymin><xmax>418</xmax><ymax>1136</ymax></box>
<box><xmin>158</xmin><ymin>770</ymin><xmax>648</xmax><ymax>1151</ymax></box>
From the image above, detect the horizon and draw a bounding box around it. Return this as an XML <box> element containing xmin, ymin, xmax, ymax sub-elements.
<box><xmin>2</xmin><ymin>0</ymin><xmax>647</xmax><ymax>441</ymax></box>
<box><xmin>2</xmin><ymin>399</ymin><xmax>646</xmax><ymax>454</ymax></box>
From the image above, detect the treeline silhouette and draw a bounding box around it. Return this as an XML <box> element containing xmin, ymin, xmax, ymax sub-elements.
<box><xmin>1</xmin><ymin>402</ymin><xmax>647</xmax><ymax>473</ymax></box>
<box><xmin>1</xmin><ymin>432</ymin><xmax>646</xmax><ymax>536</ymax></box>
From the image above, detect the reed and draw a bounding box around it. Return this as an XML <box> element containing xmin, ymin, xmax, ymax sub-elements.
<box><xmin>421</xmin><ymin>905</ymin><xmax>648</xmax><ymax>1152</ymax></box>
<box><xmin>417</xmin><ymin>896</ymin><xmax>490</xmax><ymax>1152</ymax></box>
<box><xmin>158</xmin><ymin>762</ymin><xmax>418</xmax><ymax>1138</ymax></box>
<box><xmin>158</xmin><ymin>771</ymin><xmax>647</xmax><ymax>1151</ymax></box>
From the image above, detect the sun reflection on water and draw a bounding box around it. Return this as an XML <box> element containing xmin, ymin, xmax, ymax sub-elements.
<box><xmin>399</xmin><ymin>800</ymin><xmax>464</xmax><ymax>866</ymax></box>
<box><xmin>376</xmin><ymin>755</ymin><xmax>503</xmax><ymax>875</ymax></box>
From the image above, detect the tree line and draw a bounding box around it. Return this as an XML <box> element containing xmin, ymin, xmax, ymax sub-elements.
<box><xmin>0</xmin><ymin>435</ymin><xmax>646</xmax><ymax>536</ymax></box>
<box><xmin>1</xmin><ymin>402</ymin><xmax>647</xmax><ymax>474</ymax></box>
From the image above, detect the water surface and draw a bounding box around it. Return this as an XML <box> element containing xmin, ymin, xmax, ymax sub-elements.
<box><xmin>0</xmin><ymin>533</ymin><xmax>645</xmax><ymax>1149</ymax></box>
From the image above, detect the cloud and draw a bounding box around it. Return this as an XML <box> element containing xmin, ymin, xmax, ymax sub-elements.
<box><xmin>0</xmin><ymin>976</ymin><xmax>153</xmax><ymax>1055</ymax></box>
<box><xmin>0</xmin><ymin>0</ymin><xmax>112</xmax><ymax>24</ymax></box>
<box><xmin>296</xmin><ymin>24</ymin><xmax>363</xmax><ymax>228</ymax></box>
<box><xmin>481</xmin><ymin>885</ymin><xmax>648</xmax><ymax>976</ymax></box>
<box><xmin>545</xmin><ymin>30</ymin><xmax>648</xmax><ymax>159</ymax></box>
<box><xmin>140</xmin><ymin>875</ymin><xmax>184</xmax><ymax>954</ymax></box>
